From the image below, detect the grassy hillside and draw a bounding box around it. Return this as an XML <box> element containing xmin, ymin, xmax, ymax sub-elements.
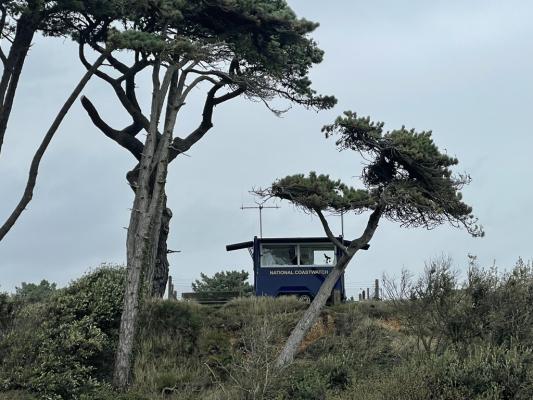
<box><xmin>1</xmin><ymin>260</ymin><xmax>532</xmax><ymax>399</ymax></box>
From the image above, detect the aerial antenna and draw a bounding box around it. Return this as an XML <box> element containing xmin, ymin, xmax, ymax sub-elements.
<box><xmin>241</xmin><ymin>200</ymin><xmax>280</xmax><ymax>238</ymax></box>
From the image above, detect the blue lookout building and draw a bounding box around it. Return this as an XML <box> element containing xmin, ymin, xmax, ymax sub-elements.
<box><xmin>226</xmin><ymin>236</ymin><xmax>349</xmax><ymax>304</ymax></box>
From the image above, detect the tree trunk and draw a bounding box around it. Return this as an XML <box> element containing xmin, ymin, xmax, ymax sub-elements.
<box><xmin>126</xmin><ymin>168</ymin><xmax>172</xmax><ymax>298</ymax></box>
<box><xmin>0</xmin><ymin>14</ymin><xmax>36</xmax><ymax>155</ymax></box>
<box><xmin>275</xmin><ymin>206</ymin><xmax>383</xmax><ymax>367</ymax></box>
<box><xmin>152</xmin><ymin>202</ymin><xmax>172</xmax><ymax>297</ymax></box>
<box><xmin>275</xmin><ymin>254</ymin><xmax>352</xmax><ymax>367</ymax></box>
<box><xmin>113</xmin><ymin>64</ymin><xmax>178</xmax><ymax>389</ymax></box>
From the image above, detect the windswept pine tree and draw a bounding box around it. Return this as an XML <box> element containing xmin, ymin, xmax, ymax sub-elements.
<box><xmin>256</xmin><ymin>111</ymin><xmax>484</xmax><ymax>366</ymax></box>
<box><xmin>76</xmin><ymin>0</ymin><xmax>337</xmax><ymax>299</ymax></box>
<box><xmin>69</xmin><ymin>0</ymin><xmax>336</xmax><ymax>388</ymax></box>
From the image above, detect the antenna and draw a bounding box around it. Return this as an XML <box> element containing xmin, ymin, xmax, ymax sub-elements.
<box><xmin>341</xmin><ymin>211</ymin><xmax>344</xmax><ymax>237</ymax></box>
<box><xmin>241</xmin><ymin>200</ymin><xmax>280</xmax><ymax>238</ymax></box>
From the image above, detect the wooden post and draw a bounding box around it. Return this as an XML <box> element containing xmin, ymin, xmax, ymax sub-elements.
<box><xmin>167</xmin><ymin>276</ymin><xmax>175</xmax><ymax>300</ymax></box>
<box><xmin>366</xmin><ymin>287</ymin><xmax>370</xmax><ymax>300</ymax></box>
<box><xmin>333</xmin><ymin>289</ymin><xmax>341</xmax><ymax>305</ymax></box>
<box><xmin>362</xmin><ymin>290</ymin><xmax>366</xmax><ymax>300</ymax></box>
<box><xmin>358</xmin><ymin>293</ymin><xmax>362</xmax><ymax>301</ymax></box>
<box><xmin>374</xmin><ymin>279</ymin><xmax>380</xmax><ymax>300</ymax></box>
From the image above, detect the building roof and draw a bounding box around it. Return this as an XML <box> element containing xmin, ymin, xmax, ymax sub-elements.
<box><xmin>226</xmin><ymin>236</ymin><xmax>370</xmax><ymax>252</ymax></box>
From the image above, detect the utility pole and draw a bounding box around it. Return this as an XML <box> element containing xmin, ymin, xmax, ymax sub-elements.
<box><xmin>241</xmin><ymin>201</ymin><xmax>280</xmax><ymax>238</ymax></box>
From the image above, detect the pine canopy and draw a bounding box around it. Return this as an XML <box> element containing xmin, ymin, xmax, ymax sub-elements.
<box><xmin>72</xmin><ymin>0</ymin><xmax>336</xmax><ymax>110</ymax></box>
<box><xmin>263</xmin><ymin>112</ymin><xmax>483</xmax><ymax>237</ymax></box>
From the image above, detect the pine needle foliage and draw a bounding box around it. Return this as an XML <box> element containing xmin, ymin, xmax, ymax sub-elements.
<box><xmin>264</xmin><ymin>111</ymin><xmax>483</xmax><ymax>237</ymax></box>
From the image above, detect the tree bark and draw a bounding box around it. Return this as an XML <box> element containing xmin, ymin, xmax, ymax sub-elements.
<box><xmin>113</xmin><ymin>64</ymin><xmax>179</xmax><ymax>389</ymax></box>
<box><xmin>275</xmin><ymin>255</ymin><xmax>352</xmax><ymax>367</ymax></box>
<box><xmin>0</xmin><ymin>14</ymin><xmax>37</xmax><ymax>156</ymax></box>
<box><xmin>152</xmin><ymin>202</ymin><xmax>172</xmax><ymax>297</ymax></box>
<box><xmin>275</xmin><ymin>206</ymin><xmax>383</xmax><ymax>367</ymax></box>
<box><xmin>0</xmin><ymin>52</ymin><xmax>108</xmax><ymax>241</ymax></box>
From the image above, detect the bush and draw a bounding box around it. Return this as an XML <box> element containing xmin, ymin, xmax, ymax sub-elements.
<box><xmin>279</xmin><ymin>362</ymin><xmax>327</xmax><ymax>400</ymax></box>
<box><xmin>349</xmin><ymin>344</ymin><xmax>533</xmax><ymax>400</ymax></box>
<box><xmin>14</xmin><ymin>279</ymin><xmax>57</xmax><ymax>304</ymax></box>
<box><xmin>133</xmin><ymin>300</ymin><xmax>211</xmax><ymax>397</ymax></box>
<box><xmin>138</xmin><ymin>300</ymin><xmax>202</xmax><ymax>356</ymax></box>
<box><xmin>0</xmin><ymin>265</ymin><xmax>125</xmax><ymax>399</ymax></box>
<box><xmin>0</xmin><ymin>292</ymin><xmax>14</xmax><ymax>338</ymax></box>
<box><xmin>0</xmin><ymin>391</ymin><xmax>38</xmax><ymax>400</ymax></box>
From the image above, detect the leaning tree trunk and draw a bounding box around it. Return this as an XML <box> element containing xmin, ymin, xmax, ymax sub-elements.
<box><xmin>275</xmin><ymin>206</ymin><xmax>383</xmax><ymax>367</ymax></box>
<box><xmin>275</xmin><ymin>254</ymin><xmax>352</xmax><ymax>367</ymax></box>
<box><xmin>0</xmin><ymin>52</ymin><xmax>109</xmax><ymax>241</ymax></box>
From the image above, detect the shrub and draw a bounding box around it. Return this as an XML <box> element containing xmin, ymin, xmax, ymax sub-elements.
<box><xmin>0</xmin><ymin>292</ymin><xmax>14</xmax><ymax>338</ymax></box>
<box><xmin>350</xmin><ymin>344</ymin><xmax>533</xmax><ymax>400</ymax></box>
<box><xmin>0</xmin><ymin>391</ymin><xmax>38</xmax><ymax>400</ymax></box>
<box><xmin>279</xmin><ymin>362</ymin><xmax>327</xmax><ymax>400</ymax></box>
<box><xmin>138</xmin><ymin>300</ymin><xmax>202</xmax><ymax>356</ymax></box>
<box><xmin>14</xmin><ymin>280</ymin><xmax>57</xmax><ymax>304</ymax></box>
<box><xmin>133</xmin><ymin>300</ymin><xmax>211</xmax><ymax>396</ymax></box>
<box><xmin>0</xmin><ymin>265</ymin><xmax>125</xmax><ymax>399</ymax></box>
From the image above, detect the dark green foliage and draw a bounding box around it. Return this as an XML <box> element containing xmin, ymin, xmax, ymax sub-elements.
<box><xmin>270</xmin><ymin>171</ymin><xmax>373</xmax><ymax>212</ymax></box>
<box><xmin>279</xmin><ymin>362</ymin><xmax>327</xmax><ymax>400</ymax></box>
<box><xmin>14</xmin><ymin>279</ymin><xmax>56</xmax><ymax>303</ymax></box>
<box><xmin>138</xmin><ymin>300</ymin><xmax>201</xmax><ymax>356</ymax></box>
<box><xmin>386</xmin><ymin>257</ymin><xmax>533</xmax><ymax>355</ymax></box>
<box><xmin>0</xmin><ymin>266</ymin><xmax>125</xmax><ymax>399</ymax></box>
<box><xmin>264</xmin><ymin>111</ymin><xmax>483</xmax><ymax>237</ymax></box>
<box><xmin>192</xmin><ymin>270</ymin><xmax>253</xmax><ymax>294</ymax></box>
<box><xmin>356</xmin><ymin>345</ymin><xmax>533</xmax><ymax>400</ymax></box>
<box><xmin>100</xmin><ymin>0</ymin><xmax>335</xmax><ymax>109</ymax></box>
<box><xmin>198</xmin><ymin>330</ymin><xmax>233</xmax><ymax>372</ymax></box>
<box><xmin>0</xmin><ymin>391</ymin><xmax>38</xmax><ymax>400</ymax></box>
<box><xmin>2</xmin><ymin>263</ymin><xmax>532</xmax><ymax>399</ymax></box>
<box><xmin>0</xmin><ymin>292</ymin><xmax>14</xmax><ymax>338</ymax></box>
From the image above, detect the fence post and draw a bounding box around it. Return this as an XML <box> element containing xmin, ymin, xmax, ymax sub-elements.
<box><xmin>374</xmin><ymin>279</ymin><xmax>380</xmax><ymax>300</ymax></box>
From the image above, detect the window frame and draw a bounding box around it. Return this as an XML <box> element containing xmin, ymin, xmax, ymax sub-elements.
<box><xmin>260</xmin><ymin>243</ymin><xmax>336</xmax><ymax>268</ymax></box>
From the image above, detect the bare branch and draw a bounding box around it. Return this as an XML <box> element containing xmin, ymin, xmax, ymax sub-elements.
<box><xmin>314</xmin><ymin>208</ymin><xmax>348</xmax><ymax>255</ymax></box>
<box><xmin>79</xmin><ymin>42</ymin><xmax>116</xmax><ymax>85</ymax></box>
<box><xmin>169</xmin><ymin>84</ymin><xmax>246</xmax><ymax>161</ymax></box>
<box><xmin>0</xmin><ymin>52</ymin><xmax>109</xmax><ymax>241</ymax></box>
<box><xmin>179</xmin><ymin>75</ymin><xmax>217</xmax><ymax>103</ymax></box>
<box><xmin>347</xmin><ymin>204</ymin><xmax>384</xmax><ymax>254</ymax></box>
<box><xmin>0</xmin><ymin>47</ymin><xmax>6</xmax><ymax>66</ymax></box>
<box><xmin>81</xmin><ymin>96</ymin><xmax>144</xmax><ymax>160</ymax></box>
<box><xmin>188</xmin><ymin>68</ymin><xmax>234</xmax><ymax>82</ymax></box>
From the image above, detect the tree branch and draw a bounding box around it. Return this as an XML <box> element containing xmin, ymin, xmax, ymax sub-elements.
<box><xmin>0</xmin><ymin>52</ymin><xmax>109</xmax><ymax>241</ymax></box>
<box><xmin>347</xmin><ymin>204</ymin><xmax>384</xmax><ymax>254</ymax></box>
<box><xmin>169</xmin><ymin>84</ymin><xmax>246</xmax><ymax>161</ymax></box>
<box><xmin>314</xmin><ymin>208</ymin><xmax>348</xmax><ymax>255</ymax></box>
<box><xmin>0</xmin><ymin>47</ymin><xmax>6</xmax><ymax>66</ymax></box>
<box><xmin>179</xmin><ymin>75</ymin><xmax>217</xmax><ymax>104</ymax></box>
<box><xmin>79</xmin><ymin>42</ymin><xmax>116</xmax><ymax>85</ymax></box>
<box><xmin>80</xmin><ymin>96</ymin><xmax>144</xmax><ymax>160</ymax></box>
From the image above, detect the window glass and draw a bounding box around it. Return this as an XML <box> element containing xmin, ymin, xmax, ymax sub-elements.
<box><xmin>261</xmin><ymin>245</ymin><xmax>298</xmax><ymax>266</ymax></box>
<box><xmin>300</xmin><ymin>245</ymin><xmax>336</xmax><ymax>266</ymax></box>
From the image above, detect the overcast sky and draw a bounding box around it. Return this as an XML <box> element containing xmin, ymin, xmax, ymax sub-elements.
<box><xmin>1</xmin><ymin>0</ymin><xmax>532</xmax><ymax>297</ymax></box>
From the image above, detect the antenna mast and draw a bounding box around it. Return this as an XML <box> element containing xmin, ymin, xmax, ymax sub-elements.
<box><xmin>241</xmin><ymin>201</ymin><xmax>280</xmax><ymax>238</ymax></box>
